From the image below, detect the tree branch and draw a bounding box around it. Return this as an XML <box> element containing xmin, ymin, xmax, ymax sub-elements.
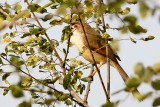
<box><xmin>0</xmin><ymin>86</ymin><xmax>50</xmax><ymax>94</ymax></box>
<box><xmin>83</xmin><ymin>66</ymin><xmax>94</xmax><ymax>103</ymax></box>
<box><xmin>99</xmin><ymin>0</ymin><xmax>111</xmax><ymax>99</ymax></box>
<box><xmin>62</xmin><ymin>13</ymin><xmax>73</xmax><ymax>68</ymax></box>
<box><xmin>77</xmin><ymin>11</ymin><xmax>110</xmax><ymax>102</ymax></box>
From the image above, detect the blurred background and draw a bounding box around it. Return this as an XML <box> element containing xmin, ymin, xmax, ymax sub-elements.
<box><xmin>0</xmin><ymin>0</ymin><xmax>160</xmax><ymax>107</ymax></box>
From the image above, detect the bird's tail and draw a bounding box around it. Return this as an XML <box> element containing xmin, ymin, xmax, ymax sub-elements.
<box><xmin>111</xmin><ymin>61</ymin><xmax>142</xmax><ymax>101</ymax></box>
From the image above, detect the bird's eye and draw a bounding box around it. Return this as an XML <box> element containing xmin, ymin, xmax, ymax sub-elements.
<box><xmin>72</xmin><ymin>24</ymin><xmax>78</xmax><ymax>28</ymax></box>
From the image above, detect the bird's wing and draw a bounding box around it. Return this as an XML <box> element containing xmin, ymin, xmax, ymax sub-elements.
<box><xmin>84</xmin><ymin>28</ymin><xmax>120</xmax><ymax>63</ymax></box>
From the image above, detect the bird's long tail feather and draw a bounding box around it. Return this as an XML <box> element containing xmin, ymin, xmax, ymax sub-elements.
<box><xmin>111</xmin><ymin>61</ymin><xmax>142</xmax><ymax>101</ymax></box>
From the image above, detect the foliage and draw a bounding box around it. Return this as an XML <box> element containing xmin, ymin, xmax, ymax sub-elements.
<box><xmin>0</xmin><ymin>0</ymin><xmax>159</xmax><ymax>107</ymax></box>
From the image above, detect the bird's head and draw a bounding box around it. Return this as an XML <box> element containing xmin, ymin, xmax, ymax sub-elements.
<box><xmin>71</xmin><ymin>21</ymin><xmax>90</xmax><ymax>32</ymax></box>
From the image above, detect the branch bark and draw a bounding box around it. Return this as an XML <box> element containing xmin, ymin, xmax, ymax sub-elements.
<box><xmin>77</xmin><ymin>10</ymin><xmax>110</xmax><ymax>102</ymax></box>
<box><xmin>99</xmin><ymin>0</ymin><xmax>111</xmax><ymax>99</ymax></box>
<box><xmin>83</xmin><ymin>67</ymin><xmax>94</xmax><ymax>103</ymax></box>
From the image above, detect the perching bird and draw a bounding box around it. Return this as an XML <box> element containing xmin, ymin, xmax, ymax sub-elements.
<box><xmin>70</xmin><ymin>21</ymin><xmax>127</xmax><ymax>80</ymax></box>
<box><xmin>70</xmin><ymin>21</ymin><xmax>141</xmax><ymax>99</ymax></box>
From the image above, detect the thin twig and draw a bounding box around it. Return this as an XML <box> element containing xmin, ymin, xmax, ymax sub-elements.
<box><xmin>99</xmin><ymin>0</ymin><xmax>111</xmax><ymax>99</ymax></box>
<box><xmin>1</xmin><ymin>56</ymin><xmax>60</xmax><ymax>93</ymax></box>
<box><xmin>2</xmin><ymin>54</ymin><xmax>89</xmax><ymax>106</ymax></box>
<box><xmin>0</xmin><ymin>86</ymin><xmax>50</xmax><ymax>94</ymax></box>
<box><xmin>77</xmin><ymin>11</ymin><xmax>110</xmax><ymax>102</ymax></box>
<box><xmin>0</xmin><ymin>8</ymin><xmax>8</xmax><ymax>16</ymax></box>
<box><xmin>62</xmin><ymin>13</ymin><xmax>73</xmax><ymax>68</ymax></box>
<box><xmin>83</xmin><ymin>66</ymin><xmax>94</xmax><ymax>103</ymax></box>
<box><xmin>106</xmin><ymin>44</ymin><xmax>110</xmax><ymax>98</ymax></box>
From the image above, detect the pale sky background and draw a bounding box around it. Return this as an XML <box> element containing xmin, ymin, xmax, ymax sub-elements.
<box><xmin>0</xmin><ymin>0</ymin><xmax>160</xmax><ymax>107</ymax></box>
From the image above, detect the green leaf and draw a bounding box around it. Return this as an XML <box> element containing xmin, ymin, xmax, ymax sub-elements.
<box><xmin>21</xmin><ymin>76</ymin><xmax>33</xmax><ymax>88</ymax></box>
<box><xmin>151</xmin><ymin>79</ymin><xmax>160</xmax><ymax>90</ymax></box>
<box><xmin>72</xmin><ymin>83</ymin><xmax>79</xmax><ymax>91</ymax></box>
<box><xmin>63</xmin><ymin>74</ymin><xmax>71</xmax><ymax>89</ymax></box>
<box><xmin>3</xmin><ymin>88</ymin><xmax>9</xmax><ymax>96</ymax></box>
<box><xmin>102</xmin><ymin>32</ymin><xmax>110</xmax><ymax>39</ymax></box>
<box><xmin>141</xmin><ymin>67</ymin><xmax>153</xmax><ymax>83</ymax></box>
<box><xmin>75</xmin><ymin>71</ymin><xmax>83</xmax><ymax>78</ymax></box>
<box><xmin>53</xmin><ymin>91</ymin><xmax>63</xmax><ymax>100</ymax></box>
<box><xmin>65</xmin><ymin>99</ymin><xmax>72</xmax><ymax>105</ymax></box>
<box><xmin>81</xmin><ymin>77</ymin><xmax>92</xmax><ymax>82</ymax></box>
<box><xmin>2</xmin><ymin>72</ymin><xmax>11</xmax><ymax>81</ymax></box>
<box><xmin>50</xmin><ymin>19</ymin><xmax>63</xmax><ymax>26</ymax></box>
<box><xmin>124</xmin><ymin>15</ymin><xmax>137</xmax><ymax>24</ymax></box>
<box><xmin>31</xmin><ymin>92</ymin><xmax>39</xmax><ymax>99</ymax></box>
<box><xmin>10</xmin><ymin>55</ymin><xmax>23</xmax><ymax>67</ymax></box>
<box><xmin>139</xmin><ymin>1</ymin><xmax>150</xmax><ymax>18</ymax></box>
<box><xmin>0</xmin><ymin>57</ymin><xmax>3</xmax><ymax>64</ymax></box>
<box><xmin>134</xmin><ymin>92</ymin><xmax>152</xmax><ymax>101</ymax></box>
<box><xmin>21</xmin><ymin>10</ymin><xmax>31</xmax><ymax>18</ymax></box>
<box><xmin>14</xmin><ymin>3</ymin><xmax>22</xmax><ymax>11</ymax></box>
<box><xmin>10</xmin><ymin>85</ymin><xmax>24</xmax><ymax>98</ymax></box>
<box><xmin>42</xmin><ymin>14</ymin><xmax>53</xmax><ymax>21</ymax></box>
<box><xmin>42</xmin><ymin>79</ymin><xmax>53</xmax><ymax>85</ymax></box>
<box><xmin>0</xmin><ymin>53</ymin><xmax>7</xmax><ymax>56</ymax></box>
<box><xmin>144</xmin><ymin>35</ymin><xmax>155</xmax><ymax>41</ymax></box>
<box><xmin>62</xmin><ymin>14</ymin><xmax>71</xmax><ymax>23</ymax></box>
<box><xmin>80</xmin><ymin>84</ymin><xmax>85</xmax><ymax>94</ymax></box>
<box><xmin>28</xmin><ymin>3</ymin><xmax>41</xmax><ymax>12</ymax></box>
<box><xmin>111</xmin><ymin>40</ymin><xmax>119</xmax><ymax>52</ymax></box>
<box><xmin>125</xmin><ymin>0</ymin><xmax>137</xmax><ymax>4</ymax></box>
<box><xmin>18</xmin><ymin>101</ymin><xmax>31</xmax><ymax>107</ymax></box>
<box><xmin>10</xmin><ymin>31</ymin><xmax>17</xmax><ymax>37</ymax></box>
<box><xmin>29</xmin><ymin>27</ymin><xmax>46</xmax><ymax>36</ymax></box>
<box><xmin>121</xmin><ymin>7</ymin><xmax>130</xmax><ymax>15</ymax></box>
<box><xmin>101</xmin><ymin>102</ymin><xmax>115</xmax><ymax>107</ymax></box>
<box><xmin>26</xmin><ymin>56</ymin><xmax>39</xmax><ymax>67</ymax></box>
<box><xmin>50</xmin><ymin>4</ymin><xmax>59</xmax><ymax>9</ymax></box>
<box><xmin>128</xmin><ymin>25</ymin><xmax>147</xmax><ymax>34</ymax></box>
<box><xmin>63</xmin><ymin>48</ymin><xmax>66</xmax><ymax>54</ymax></box>
<box><xmin>153</xmin><ymin>97</ymin><xmax>160</xmax><ymax>107</ymax></box>
<box><xmin>30</xmin><ymin>48</ymin><xmax>35</xmax><ymax>54</ymax></box>
<box><xmin>43</xmin><ymin>76</ymin><xmax>59</xmax><ymax>85</ymax></box>
<box><xmin>59</xmin><ymin>94</ymin><xmax>70</xmax><ymax>101</ymax></box>
<box><xmin>21</xmin><ymin>32</ymin><xmax>31</xmax><ymax>38</ymax></box>
<box><xmin>61</xmin><ymin>26</ymin><xmax>71</xmax><ymax>42</ymax></box>
<box><xmin>125</xmin><ymin>77</ymin><xmax>140</xmax><ymax>89</ymax></box>
<box><xmin>47</xmin><ymin>90</ymin><xmax>53</xmax><ymax>95</ymax></box>
<box><xmin>134</xmin><ymin>63</ymin><xmax>144</xmax><ymax>78</ymax></box>
<box><xmin>107</xmin><ymin>2</ymin><xmax>122</xmax><ymax>14</ymax></box>
<box><xmin>0</xmin><ymin>69</ymin><xmax>4</xmax><ymax>73</ymax></box>
<box><xmin>3</xmin><ymin>33</ymin><xmax>9</xmax><ymax>39</ymax></box>
<box><xmin>152</xmin><ymin>63</ymin><xmax>160</xmax><ymax>73</ymax></box>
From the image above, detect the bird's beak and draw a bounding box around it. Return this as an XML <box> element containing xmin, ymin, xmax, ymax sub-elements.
<box><xmin>71</xmin><ymin>22</ymin><xmax>76</xmax><ymax>29</ymax></box>
<box><xmin>71</xmin><ymin>22</ymin><xmax>77</xmax><ymax>31</ymax></box>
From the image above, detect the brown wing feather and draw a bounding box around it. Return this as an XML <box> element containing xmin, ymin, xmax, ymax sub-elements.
<box><xmin>80</xmin><ymin>23</ymin><xmax>120</xmax><ymax>63</ymax></box>
<box><xmin>90</xmin><ymin>44</ymin><xmax>119</xmax><ymax>63</ymax></box>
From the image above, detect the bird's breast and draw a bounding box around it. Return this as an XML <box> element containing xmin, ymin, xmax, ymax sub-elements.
<box><xmin>71</xmin><ymin>32</ymin><xmax>86</xmax><ymax>52</ymax></box>
<box><xmin>71</xmin><ymin>32</ymin><xmax>106</xmax><ymax>64</ymax></box>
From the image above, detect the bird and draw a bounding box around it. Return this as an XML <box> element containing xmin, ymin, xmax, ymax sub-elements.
<box><xmin>70</xmin><ymin>21</ymin><xmax>141</xmax><ymax>99</ymax></box>
<box><xmin>70</xmin><ymin>21</ymin><xmax>127</xmax><ymax>80</ymax></box>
